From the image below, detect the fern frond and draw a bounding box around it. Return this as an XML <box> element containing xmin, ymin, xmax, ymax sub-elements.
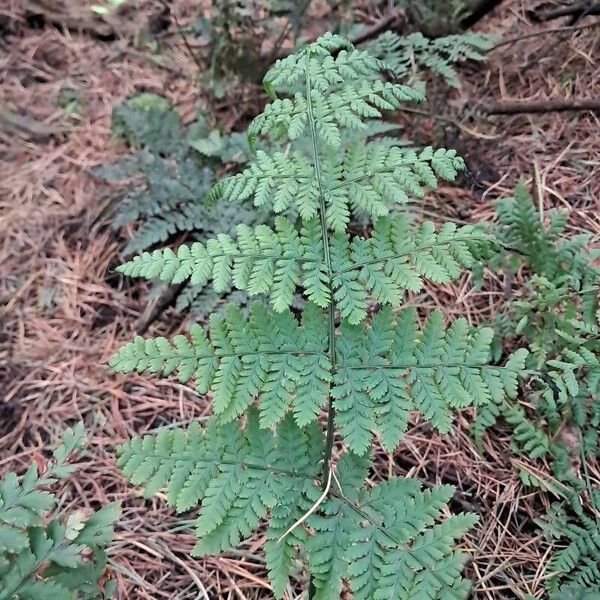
<box><xmin>496</xmin><ymin>180</ymin><xmax>598</xmax><ymax>288</ymax></box>
<box><xmin>546</xmin><ymin>512</ymin><xmax>600</xmax><ymax>594</ymax></box>
<box><xmin>110</xmin><ymin>33</ymin><xmax>500</xmax><ymax>597</ymax></box>
<box><xmin>363</xmin><ymin>31</ymin><xmax>497</xmax><ymax>88</ymax></box>
<box><xmin>264</xmin><ymin>32</ymin><xmax>369</xmax><ymax>93</ymax></box>
<box><xmin>503</xmin><ymin>403</ymin><xmax>551</xmax><ymax>459</ymax></box>
<box><xmin>110</xmin><ymin>303</ymin><xmax>331</xmax><ymax>427</ymax></box>
<box><xmin>330</xmin><ymin>217</ymin><xmax>490</xmax><ymax>323</ymax></box>
<box><xmin>307</xmin><ymin>452</ymin><xmax>478</xmax><ymax>600</ymax></box>
<box><xmin>111</xmin><ymin>304</ymin><xmax>526</xmax><ymax>453</ymax></box>
<box><xmin>118</xmin><ymin>411</ymin><xmax>322</xmax><ymax>553</ymax></box>
<box><xmin>250</xmin><ymin>32</ymin><xmax>424</xmax><ymax>148</ymax></box>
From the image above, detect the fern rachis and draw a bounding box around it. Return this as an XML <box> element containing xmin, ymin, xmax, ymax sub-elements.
<box><xmin>109</xmin><ymin>33</ymin><xmax>528</xmax><ymax>598</ymax></box>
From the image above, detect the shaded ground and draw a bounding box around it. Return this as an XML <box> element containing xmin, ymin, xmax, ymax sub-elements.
<box><xmin>1</xmin><ymin>1</ymin><xmax>599</xmax><ymax>598</ymax></box>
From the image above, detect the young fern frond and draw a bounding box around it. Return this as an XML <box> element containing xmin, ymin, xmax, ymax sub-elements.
<box><xmin>473</xmin><ymin>180</ymin><xmax>600</xmax><ymax>598</ymax></box>
<box><xmin>111</xmin><ymin>34</ymin><xmax>521</xmax><ymax>598</ymax></box>
<box><xmin>495</xmin><ymin>181</ymin><xmax>599</xmax><ymax>290</ymax></box>
<box><xmin>208</xmin><ymin>145</ymin><xmax>463</xmax><ymax>231</ymax></box>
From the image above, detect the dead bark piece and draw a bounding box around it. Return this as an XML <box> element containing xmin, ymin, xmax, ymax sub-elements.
<box><xmin>134</xmin><ymin>282</ymin><xmax>187</xmax><ymax>335</ymax></box>
<box><xmin>22</xmin><ymin>0</ymin><xmax>128</xmax><ymax>39</ymax></box>
<box><xmin>348</xmin><ymin>11</ymin><xmax>404</xmax><ymax>45</ymax></box>
<box><xmin>461</xmin><ymin>0</ymin><xmax>506</xmax><ymax>28</ymax></box>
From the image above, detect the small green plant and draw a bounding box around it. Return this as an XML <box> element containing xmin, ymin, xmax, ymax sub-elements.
<box><xmin>0</xmin><ymin>424</ymin><xmax>118</xmax><ymax>599</ymax></box>
<box><xmin>537</xmin><ymin>502</ymin><xmax>600</xmax><ymax>597</ymax></box>
<box><xmin>473</xmin><ymin>183</ymin><xmax>599</xmax><ymax>469</ymax></box>
<box><xmin>109</xmin><ymin>34</ymin><xmax>532</xmax><ymax>598</ymax></box>
<box><xmin>101</xmin><ymin>93</ymin><xmax>255</xmax><ymax>256</ymax></box>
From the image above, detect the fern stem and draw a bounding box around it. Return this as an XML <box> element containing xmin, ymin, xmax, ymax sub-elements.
<box><xmin>304</xmin><ymin>49</ymin><xmax>338</xmax><ymax>599</ymax></box>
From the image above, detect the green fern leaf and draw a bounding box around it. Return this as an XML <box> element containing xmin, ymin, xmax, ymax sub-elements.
<box><xmin>112</xmin><ymin>303</ymin><xmax>331</xmax><ymax>427</ymax></box>
<box><xmin>118</xmin><ymin>410</ymin><xmax>322</xmax><ymax>560</ymax></box>
<box><xmin>209</xmin><ymin>144</ymin><xmax>463</xmax><ymax>232</ymax></box>
<box><xmin>308</xmin><ymin>453</ymin><xmax>478</xmax><ymax>600</ymax></box>
<box><xmin>363</xmin><ymin>31</ymin><xmax>497</xmax><ymax>88</ymax></box>
<box><xmin>117</xmin><ymin>214</ymin><xmax>492</xmax><ymax>324</ymax></box>
<box><xmin>110</xmin><ymin>33</ymin><xmax>509</xmax><ymax>598</ymax></box>
<box><xmin>0</xmin><ymin>429</ymin><xmax>117</xmax><ymax>600</ymax></box>
<box><xmin>333</xmin><ymin>307</ymin><xmax>527</xmax><ymax>454</ymax></box>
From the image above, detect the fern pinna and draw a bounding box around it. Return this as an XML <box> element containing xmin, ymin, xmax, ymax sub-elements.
<box><xmin>110</xmin><ymin>34</ymin><xmax>527</xmax><ymax>598</ymax></box>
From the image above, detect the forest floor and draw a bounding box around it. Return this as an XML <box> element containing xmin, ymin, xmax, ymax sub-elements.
<box><xmin>1</xmin><ymin>1</ymin><xmax>599</xmax><ymax>598</ymax></box>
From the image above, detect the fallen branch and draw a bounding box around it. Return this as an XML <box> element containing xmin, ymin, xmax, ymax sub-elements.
<box><xmin>134</xmin><ymin>282</ymin><xmax>187</xmax><ymax>335</ymax></box>
<box><xmin>529</xmin><ymin>1</ymin><xmax>600</xmax><ymax>22</ymax></box>
<box><xmin>492</xmin><ymin>20</ymin><xmax>600</xmax><ymax>49</ymax></box>
<box><xmin>0</xmin><ymin>109</ymin><xmax>65</xmax><ymax>141</ymax></box>
<box><xmin>348</xmin><ymin>10</ymin><xmax>404</xmax><ymax>45</ymax></box>
<box><xmin>481</xmin><ymin>98</ymin><xmax>600</xmax><ymax>115</ymax></box>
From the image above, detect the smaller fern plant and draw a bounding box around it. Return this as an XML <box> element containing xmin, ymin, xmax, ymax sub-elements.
<box><xmin>98</xmin><ymin>93</ymin><xmax>257</xmax><ymax>258</ymax></box>
<box><xmin>95</xmin><ymin>93</ymin><xmax>263</xmax><ymax>318</ymax></box>
<box><xmin>109</xmin><ymin>34</ymin><xmax>529</xmax><ymax>598</ymax></box>
<box><xmin>471</xmin><ymin>182</ymin><xmax>600</xmax><ymax>597</ymax></box>
<box><xmin>363</xmin><ymin>30</ymin><xmax>497</xmax><ymax>89</ymax></box>
<box><xmin>0</xmin><ymin>424</ymin><xmax>118</xmax><ymax>600</ymax></box>
<box><xmin>536</xmin><ymin>502</ymin><xmax>600</xmax><ymax>597</ymax></box>
<box><xmin>472</xmin><ymin>182</ymin><xmax>600</xmax><ymax>470</ymax></box>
